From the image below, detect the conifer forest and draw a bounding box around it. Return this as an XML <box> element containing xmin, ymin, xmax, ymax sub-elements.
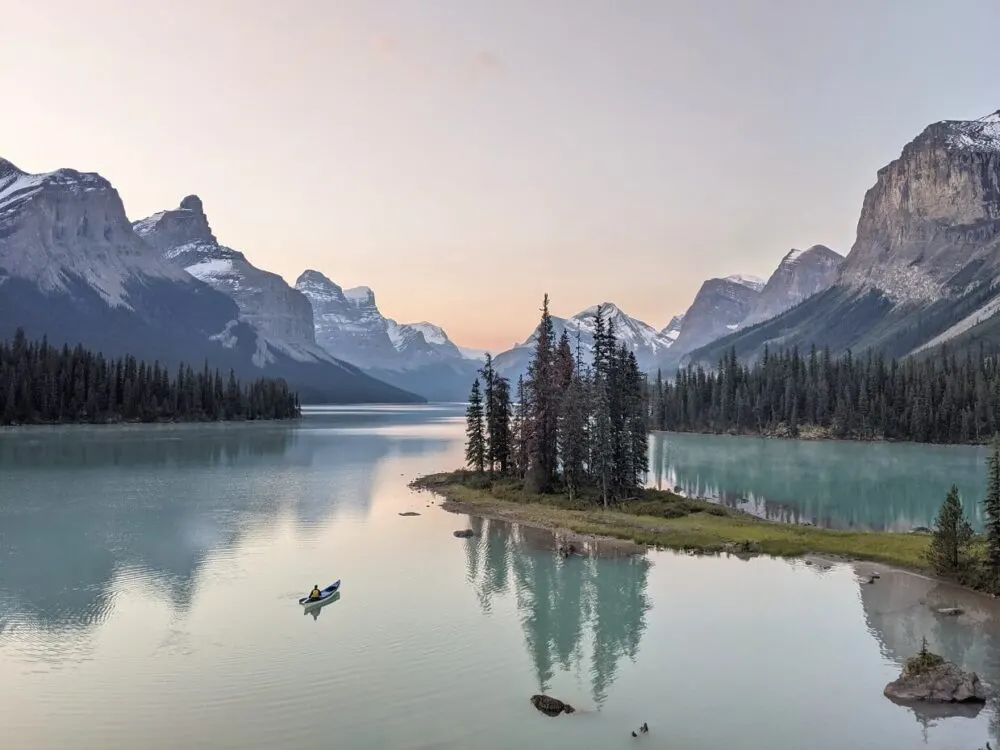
<box><xmin>0</xmin><ymin>329</ymin><xmax>300</xmax><ymax>425</ymax></box>
<box><xmin>465</xmin><ymin>296</ymin><xmax>648</xmax><ymax>506</ymax></box>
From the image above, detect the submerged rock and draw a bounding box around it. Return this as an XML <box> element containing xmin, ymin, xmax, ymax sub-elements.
<box><xmin>453</xmin><ymin>529</ymin><xmax>474</xmax><ymax>538</ymax></box>
<box><xmin>936</xmin><ymin>607</ymin><xmax>964</xmax><ymax>616</ymax></box>
<box><xmin>530</xmin><ymin>694</ymin><xmax>575</xmax><ymax>716</ymax></box>
<box><xmin>398</xmin><ymin>512</ymin><xmax>420</xmax><ymax>517</ymax></box>
<box><xmin>884</xmin><ymin>648</ymin><xmax>987</xmax><ymax>705</ymax></box>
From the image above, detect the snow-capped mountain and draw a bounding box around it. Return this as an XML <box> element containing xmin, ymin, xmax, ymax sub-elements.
<box><xmin>660</xmin><ymin>314</ymin><xmax>685</xmax><ymax>344</ymax></box>
<box><xmin>684</xmin><ymin>109</ymin><xmax>1000</xmax><ymax>367</ymax></box>
<box><xmin>0</xmin><ymin>157</ymin><xmax>420</xmax><ymax>404</ymax></box>
<box><xmin>738</xmin><ymin>245</ymin><xmax>844</xmax><ymax>329</ymax></box>
<box><xmin>492</xmin><ymin>302</ymin><xmax>676</xmax><ymax>383</ymax></box>
<box><xmin>135</xmin><ymin>196</ymin><xmax>327</xmax><ymax>364</ymax></box>
<box><xmin>296</xmin><ymin>270</ymin><xmax>479</xmax><ymax>400</ymax></box>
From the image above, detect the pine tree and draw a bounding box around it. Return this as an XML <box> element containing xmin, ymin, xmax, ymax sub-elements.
<box><xmin>927</xmin><ymin>485</ymin><xmax>973</xmax><ymax>578</ymax></box>
<box><xmin>525</xmin><ymin>294</ymin><xmax>558</xmax><ymax>492</ymax></box>
<box><xmin>985</xmin><ymin>437</ymin><xmax>1000</xmax><ymax>584</ymax></box>
<box><xmin>465</xmin><ymin>377</ymin><xmax>487</xmax><ymax>473</ymax></box>
<box><xmin>490</xmin><ymin>374</ymin><xmax>513</xmax><ymax>474</ymax></box>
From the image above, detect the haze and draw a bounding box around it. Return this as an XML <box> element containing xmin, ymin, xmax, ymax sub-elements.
<box><xmin>2</xmin><ymin>0</ymin><xmax>997</xmax><ymax>352</ymax></box>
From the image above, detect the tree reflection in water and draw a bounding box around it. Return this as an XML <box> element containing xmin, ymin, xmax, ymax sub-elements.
<box><xmin>462</xmin><ymin>517</ymin><xmax>651</xmax><ymax>707</ymax></box>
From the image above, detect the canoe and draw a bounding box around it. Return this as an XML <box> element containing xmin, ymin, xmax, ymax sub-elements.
<box><xmin>299</xmin><ymin>580</ymin><xmax>341</xmax><ymax>607</ymax></box>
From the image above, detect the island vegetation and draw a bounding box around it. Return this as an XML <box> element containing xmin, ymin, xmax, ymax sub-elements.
<box><xmin>648</xmin><ymin>344</ymin><xmax>1000</xmax><ymax>445</ymax></box>
<box><xmin>412</xmin><ymin>296</ymin><xmax>937</xmax><ymax>571</ymax></box>
<box><xmin>413</xmin><ymin>295</ymin><xmax>1000</xmax><ymax>591</ymax></box>
<box><xmin>0</xmin><ymin>328</ymin><xmax>300</xmax><ymax>425</ymax></box>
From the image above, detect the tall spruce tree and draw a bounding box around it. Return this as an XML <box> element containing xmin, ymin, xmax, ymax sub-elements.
<box><xmin>480</xmin><ymin>354</ymin><xmax>497</xmax><ymax>472</ymax></box>
<box><xmin>488</xmin><ymin>372</ymin><xmax>513</xmax><ymax>474</ymax></box>
<box><xmin>525</xmin><ymin>294</ymin><xmax>558</xmax><ymax>492</ymax></box>
<box><xmin>465</xmin><ymin>377</ymin><xmax>486</xmax><ymax>473</ymax></box>
<box><xmin>927</xmin><ymin>484</ymin><xmax>973</xmax><ymax>578</ymax></box>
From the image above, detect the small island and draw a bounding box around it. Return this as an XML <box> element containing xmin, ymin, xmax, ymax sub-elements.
<box><xmin>0</xmin><ymin>328</ymin><xmax>300</xmax><ymax>425</ymax></box>
<box><xmin>413</xmin><ymin>296</ymin><xmax>1000</xmax><ymax>597</ymax></box>
<box><xmin>884</xmin><ymin>638</ymin><xmax>987</xmax><ymax>706</ymax></box>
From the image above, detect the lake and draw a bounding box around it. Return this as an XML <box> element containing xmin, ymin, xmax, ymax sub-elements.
<box><xmin>1</xmin><ymin>405</ymin><xmax>999</xmax><ymax>749</ymax></box>
<box><xmin>650</xmin><ymin>431</ymin><xmax>991</xmax><ymax>531</ymax></box>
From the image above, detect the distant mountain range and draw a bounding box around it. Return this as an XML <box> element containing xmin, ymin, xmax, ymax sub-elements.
<box><xmin>3</xmin><ymin>108</ymin><xmax>999</xmax><ymax>401</ymax></box>
<box><xmin>492</xmin><ymin>249</ymin><xmax>845</xmax><ymax>382</ymax></box>
<box><xmin>685</xmin><ymin>109</ymin><xmax>1000</xmax><ymax>368</ymax></box>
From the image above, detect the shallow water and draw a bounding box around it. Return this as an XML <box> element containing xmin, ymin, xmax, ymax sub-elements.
<box><xmin>650</xmin><ymin>431</ymin><xmax>990</xmax><ymax>531</ymax></box>
<box><xmin>1</xmin><ymin>405</ymin><xmax>998</xmax><ymax>749</ymax></box>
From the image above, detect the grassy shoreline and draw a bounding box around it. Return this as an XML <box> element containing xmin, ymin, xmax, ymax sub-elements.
<box><xmin>410</xmin><ymin>470</ymin><xmax>933</xmax><ymax>571</ymax></box>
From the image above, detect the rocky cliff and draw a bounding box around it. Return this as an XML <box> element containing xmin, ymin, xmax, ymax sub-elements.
<box><xmin>842</xmin><ymin>111</ymin><xmax>1000</xmax><ymax>302</ymax></box>
<box><xmin>136</xmin><ymin>198</ymin><xmax>322</xmax><ymax>358</ymax></box>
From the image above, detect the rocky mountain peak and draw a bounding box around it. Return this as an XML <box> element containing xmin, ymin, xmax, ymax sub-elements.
<box><xmin>179</xmin><ymin>194</ymin><xmax>205</xmax><ymax>214</ymax></box>
<box><xmin>739</xmin><ymin>244</ymin><xmax>844</xmax><ymax>329</ymax></box>
<box><xmin>133</xmin><ymin>195</ymin><xmax>216</xmax><ymax>252</ymax></box>
<box><xmin>0</xmin><ymin>157</ymin><xmax>25</xmax><ymax>182</ymax></box>
<box><xmin>344</xmin><ymin>285</ymin><xmax>377</xmax><ymax>309</ymax></box>
<box><xmin>841</xmin><ymin>110</ymin><xmax>1000</xmax><ymax>304</ymax></box>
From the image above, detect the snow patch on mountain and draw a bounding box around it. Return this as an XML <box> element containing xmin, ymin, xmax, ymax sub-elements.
<box><xmin>135</xmin><ymin>197</ymin><xmax>331</xmax><ymax>364</ymax></box>
<box><xmin>0</xmin><ymin>158</ymin><xmax>189</xmax><ymax>310</ymax></box>
<box><xmin>726</xmin><ymin>274</ymin><xmax>766</xmax><ymax>292</ymax></box>
<box><xmin>296</xmin><ymin>270</ymin><xmax>471</xmax><ymax>371</ymax></box>
<box><xmin>943</xmin><ymin>110</ymin><xmax>1000</xmax><ymax>153</ymax></box>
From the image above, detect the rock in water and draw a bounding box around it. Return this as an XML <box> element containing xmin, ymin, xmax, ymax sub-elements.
<box><xmin>453</xmin><ymin>529</ymin><xmax>474</xmax><ymax>538</ymax></box>
<box><xmin>529</xmin><ymin>694</ymin><xmax>575</xmax><ymax>717</ymax></box>
<box><xmin>398</xmin><ymin>512</ymin><xmax>420</xmax><ymax>517</ymax></box>
<box><xmin>884</xmin><ymin>649</ymin><xmax>987</xmax><ymax>704</ymax></box>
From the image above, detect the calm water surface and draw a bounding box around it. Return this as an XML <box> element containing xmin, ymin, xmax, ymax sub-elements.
<box><xmin>2</xmin><ymin>406</ymin><xmax>1000</xmax><ymax>749</ymax></box>
<box><xmin>650</xmin><ymin>431</ymin><xmax>991</xmax><ymax>531</ymax></box>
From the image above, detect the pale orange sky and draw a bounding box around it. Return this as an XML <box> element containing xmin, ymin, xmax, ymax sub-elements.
<box><xmin>3</xmin><ymin>1</ymin><xmax>998</xmax><ymax>351</ymax></box>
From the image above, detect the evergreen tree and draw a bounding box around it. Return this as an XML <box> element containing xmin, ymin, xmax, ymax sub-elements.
<box><xmin>465</xmin><ymin>377</ymin><xmax>486</xmax><ymax>473</ymax></box>
<box><xmin>511</xmin><ymin>374</ymin><xmax>530</xmax><ymax>479</ymax></box>
<box><xmin>488</xmin><ymin>371</ymin><xmax>513</xmax><ymax>474</ymax></box>
<box><xmin>927</xmin><ymin>484</ymin><xmax>973</xmax><ymax>578</ymax></box>
<box><xmin>525</xmin><ymin>294</ymin><xmax>559</xmax><ymax>492</ymax></box>
<box><xmin>985</xmin><ymin>437</ymin><xmax>1000</xmax><ymax>584</ymax></box>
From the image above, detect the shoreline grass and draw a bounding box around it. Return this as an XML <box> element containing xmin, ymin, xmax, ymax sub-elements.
<box><xmin>410</xmin><ymin>470</ymin><xmax>933</xmax><ymax>572</ymax></box>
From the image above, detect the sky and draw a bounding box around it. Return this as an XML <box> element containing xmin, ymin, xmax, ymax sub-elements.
<box><xmin>2</xmin><ymin>1</ymin><xmax>999</xmax><ymax>352</ymax></box>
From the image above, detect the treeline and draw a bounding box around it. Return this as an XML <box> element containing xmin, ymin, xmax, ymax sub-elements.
<box><xmin>648</xmin><ymin>345</ymin><xmax>1000</xmax><ymax>444</ymax></box>
<box><xmin>465</xmin><ymin>297</ymin><xmax>647</xmax><ymax>505</ymax></box>
<box><xmin>0</xmin><ymin>329</ymin><xmax>300</xmax><ymax>425</ymax></box>
<box><xmin>928</xmin><ymin>440</ymin><xmax>1000</xmax><ymax>594</ymax></box>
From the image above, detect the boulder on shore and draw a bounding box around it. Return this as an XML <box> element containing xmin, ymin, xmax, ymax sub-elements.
<box><xmin>453</xmin><ymin>529</ymin><xmax>475</xmax><ymax>538</ymax></box>
<box><xmin>884</xmin><ymin>648</ymin><xmax>987</xmax><ymax>704</ymax></box>
<box><xmin>530</xmin><ymin>694</ymin><xmax>575</xmax><ymax>717</ymax></box>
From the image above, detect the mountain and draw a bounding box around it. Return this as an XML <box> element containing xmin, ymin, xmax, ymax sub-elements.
<box><xmin>296</xmin><ymin>270</ymin><xmax>479</xmax><ymax>400</ymax></box>
<box><xmin>0</xmin><ymin>157</ymin><xmax>420</xmax><ymax>404</ymax></box>
<box><xmin>660</xmin><ymin>314</ymin><xmax>685</xmax><ymax>345</ymax></box>
<box><xmin>738</xmin><ymin>245</ymin><xmax>844</xmax><ymax>329</ymax></box>
<box><xmin>684</xmin><ymin>109</ymin><xmax>1000</xmax><ymax>367</ymax></box>
<box><xmin>492</xmin><ymin>302</ymin><xmax>675</xmax><ymax>384</ymax></box>
<box><xmin>666</xmin><ymin>275</ymin><xmax>764</xmax><ymax>357</ymax></box>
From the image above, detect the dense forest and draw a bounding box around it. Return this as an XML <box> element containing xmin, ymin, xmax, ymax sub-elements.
<box><xmin>648</xmin><ymin>344</ymin><xmax>1000</xmax><ymax>444</ymax></box>
<box><xmin>0</xmin><ymin>329</ymin><xmax>300</xmax><ymax>425</ymax></box>
<box><xmin>465</xmin><ymin>297</ymin><xmax>648</xmax><ymax>505</ymax></box>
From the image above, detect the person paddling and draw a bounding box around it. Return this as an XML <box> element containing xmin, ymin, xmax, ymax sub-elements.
<box><xmin>308</xmin><ymin>584</ymin><xmax>322</xmax><ymax>601</ymax></box>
